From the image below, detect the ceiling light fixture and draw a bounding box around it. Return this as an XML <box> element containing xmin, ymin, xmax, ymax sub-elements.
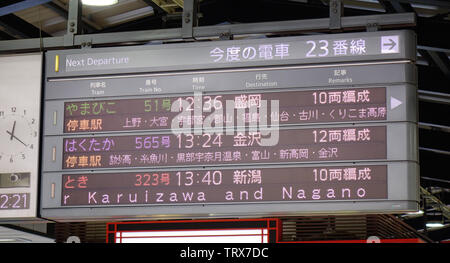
<box><xmin>81</xmin><ymin>0</ymin><xmax>119</xmax><ymax>6</ymax></box>
<box><xmin>0</xmin><ymin>239</ymin><xmax>18</xmax><ymax>242</ymax></box>
<box><xmin>407</xmin><ymin>210</ymin><xmax>424</xmax><ymax>215</ymax></box>
<box><xmin>426</xmin><ymin>222</ymin><xmax>445</xmax><ymax>229</ymax></box>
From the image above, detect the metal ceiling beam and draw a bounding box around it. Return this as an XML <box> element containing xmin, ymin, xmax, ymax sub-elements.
<box><xmin>0</xmin><ymin>35</ymin><xmax>64</xmax><ymax>51</ymax></box>
<box><xmin>420</xmin><ymin>147</ymin><xmax>450</xmax><ymax>156</ymax></box>
<box><xmin>0</xmin><ymin>12</ymin><xmax>416</xmax><ymax>52</ymax></box>
<box><xmin>393</xmin><ymin>0</ymin><xmax>450</xmax><ymax>9</ymax></box>
<box><xmin>378</xmin><ymin>0</ymin><xmax>415</xmax><ymax>13</ymax></box>
<box><xmin>418</xmin><ymin>90</ymin><xmax>450</xmax><ymax>105</ymax></box>
<box><xmin>419</xmin><ymin>46</ymin><xmax>450</xmax><ymax>80</ymax></box>
<box><xmin>64</xmin><ymin>0</ymin><xmax>81</xmax><ymax>46</ymax></box>
<box><xmin>421</xmin><ymin>187</ymin><xmax>450</xmax><ymax>220</ymax></box>
<box><xmin>142</xmin><ymin>0</ymin><xmax>167</xmax><ymax>15</ymax></box>
<box><xmin>426</xmin><ymin>50</ymin><xmax>450</xmax><ymax>79</ymax></box>
<box><xmin>378</xmin><ymin>0</ymin><xmax>450</xmax><ymax>79</ymax></box>
<box><xmin>181</xmin><ymin>0</ymin><xmax>197</xmax><ymax>39</ymax></box>
<box><xmin>98</xmin><ymin>13</ymin><xmax>170</xmax><ymax>33</ymax></box>
<box><xmin>329</xmin><ymin>0</ymin><xmax>344</xmax><ymax>30</ymax></box>
<box><xmin>0</xmin><ymin>0</ymin><xmax>52</xmax><ymax>17</ymax></box>
<box><xmin>419</xmin><ymin>122</ymin><xmax>450</xmax><ymax>133</ymax></box>
<box><xmin>0</xmin><ymin>13</ymin><xmax>51</xmax><ymax>39</ymax></box>
<box><xmin>417</xmin><ymin>45</ymin><xmax>450</xmax><ymax>54</ymax></box>
<box><xmin>417</xmin><ymin>17</ymin><xmax>450</xmax><ymax>51</ymax></box>
<box><xmin>0</xmin><ymin>0</ymin><xmax>52</xmax><ymax>39</ymax></box>
<box><xmin>43</xmin><ymin>2</ymin><xmax>99</xmax><ymax>33</ymax></box>
<box><xmin>193</xmin><ymin>12</ymin><xmax>415</xmax><ymax>38</ymax></box>
<box><xmin>0</xmin><ymin>20</ymin><xmax>29</xmax><ymax>38</ymax></box>
<box><xmin>378</xmin><ymin>1</ymin><xmax>396</xmax><ymax>13</ymax></box>
<box><xmin>379</xmin><ymin>0</ymin><xmax>449</xmax><ymax>79</ymax></box>
<box><xmin>0</xmin><ymin>29</ymin><xmax>14</xmax><ymax>40</ymax></box>
<box><xmin>152</xmin><ymin>0</ymin><xmax>181</xmax><ymax>14</ymax></box>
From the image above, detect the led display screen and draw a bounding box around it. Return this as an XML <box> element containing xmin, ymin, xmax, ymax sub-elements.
<box><xmin>62</xmin><ymin>165</ymin><xmax>387</xmax><ymax>206</ymax></box>
<box><xmin>63</xmin><ymin>87</ymin><xmax>386</xmax><ymax>133</ymax></box>
<box><xmin>62</xmin><ymin>126</ymin><xmax>386</xmax><ymax>169</ymax></box>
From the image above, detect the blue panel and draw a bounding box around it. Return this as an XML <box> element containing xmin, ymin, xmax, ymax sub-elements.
<box><xmin>0</xmin><ymin>0</ymin><xmax>52</xmax><ymax>17</ymax></box>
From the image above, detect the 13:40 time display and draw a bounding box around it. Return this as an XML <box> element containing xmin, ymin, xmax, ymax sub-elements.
<box><xmin>176</xmin><ymin>171</ymin><xmax>222</xmax><ymax>186</ymax></box>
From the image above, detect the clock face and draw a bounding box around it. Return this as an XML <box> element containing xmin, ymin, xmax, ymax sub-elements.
<box><xmin>0</xmin><ymin>107</ymin><xmax>38</xmax><ymax>165</ymax></box>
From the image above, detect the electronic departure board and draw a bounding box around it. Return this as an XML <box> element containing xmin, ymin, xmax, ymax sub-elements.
<box><xmin>41</xmin><ymin>30</ymin><xmax>419</xmax><ymax>221</ymax></box>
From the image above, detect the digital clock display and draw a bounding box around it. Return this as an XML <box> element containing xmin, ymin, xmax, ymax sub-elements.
<box><xmin>0</xmin><ymin>193</ymin><xmax>30</xmax><ymax>210</ymax></box>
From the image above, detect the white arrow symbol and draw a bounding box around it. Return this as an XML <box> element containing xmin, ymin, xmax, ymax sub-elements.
<box><xmin>381</xmin><ymin>36</ymin><xmax>399</xmax><ymax>54</ymax></box>
<box><xmin>390</xmin><ymin>97</ymin><xmax>402</xmax><ymax>110</ymax></box>
<box><xmin>383</xmin><ymin>38</ymin><xmax>397</xmax><ymax>50</ymax></box>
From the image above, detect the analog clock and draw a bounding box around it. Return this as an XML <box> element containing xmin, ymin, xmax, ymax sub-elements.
<box><xmin>0</xmin><ymin>53</ymin><xmax>42</xmax><ymax>220</ymax></box>
<box><xmin>0</xmin><ymin>108</ymin><xmax>38</xmax><ymax>164</ymax></box>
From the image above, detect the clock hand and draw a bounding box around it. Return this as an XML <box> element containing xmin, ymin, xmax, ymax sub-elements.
<box><xmin>9</xmin><ymin>120</ymin><xmax>16</xmax><ymax>141</ymax></box>
<box><xmin>6</xmin><ymin>130</ymin><xmax>28</xmax><ymax>147</ymax></box>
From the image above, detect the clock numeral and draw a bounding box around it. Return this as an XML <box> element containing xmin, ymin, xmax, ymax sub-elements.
<box><xmin>21</xmin><ymin>153</ymin><xmax>25</xmax><ymax>160</ymax></box>
<box><xmin>9</xmin><ymin>156</ymin><xmax>13</xmax><ymax>163</ymax></box>
<box><xmin>0</xmin><ymin>111</ymin><xmax>4</xmax><ymax>117</ymax></box>
<box><xmin>11</xmin><ymin>107</ymin><xmax>16</xmax><ymax>113</ymax></box>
